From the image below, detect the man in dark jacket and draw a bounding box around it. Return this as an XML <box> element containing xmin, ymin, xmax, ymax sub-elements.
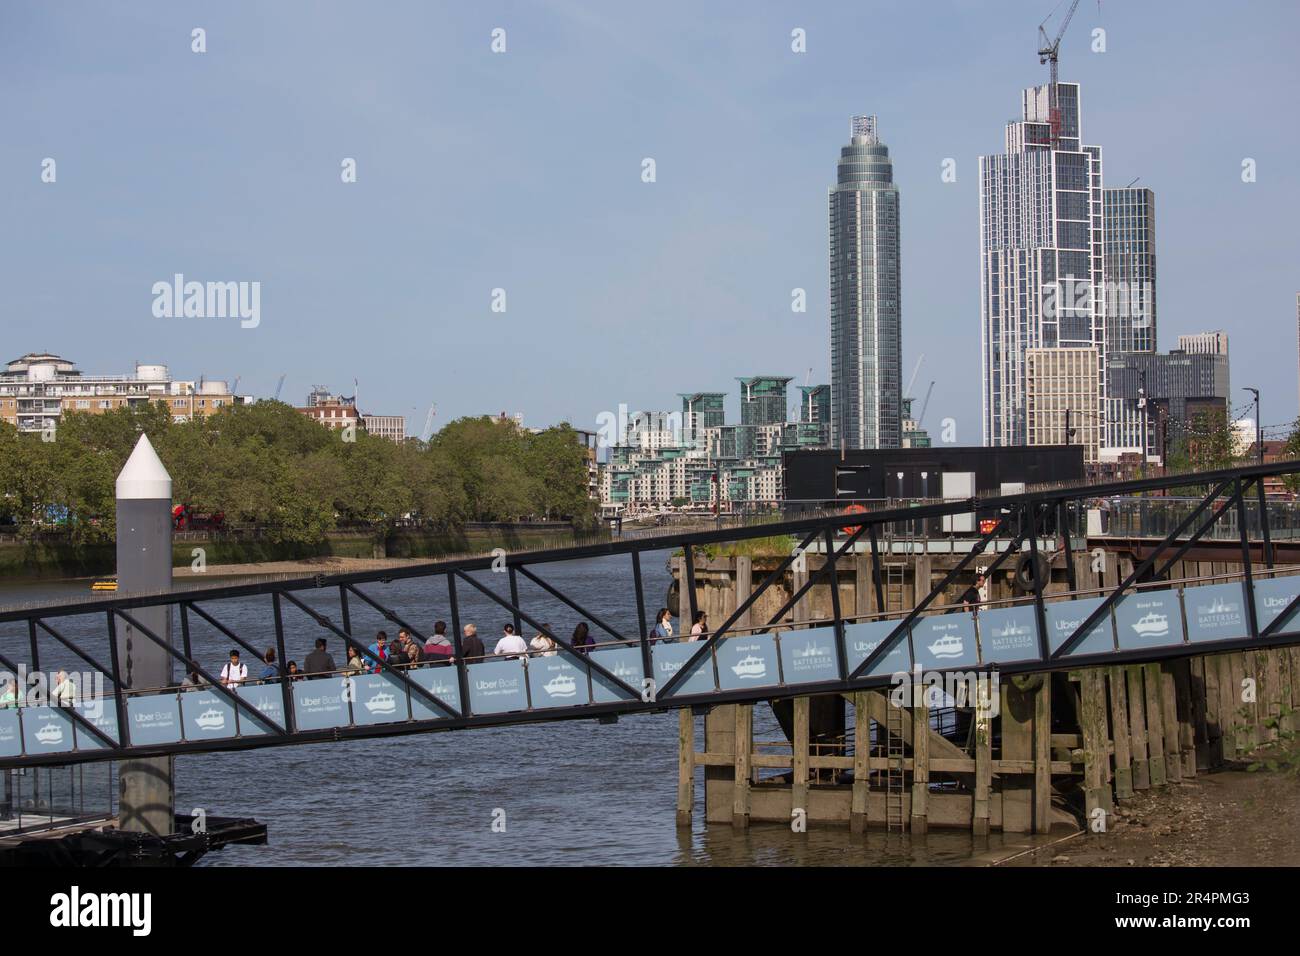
<box><xmin>460</xmin><ymin>624</ymin><xmax>485</xmax><ymax>661</ymax></box>
<box><xmin>304</xmin><ymin>638</ymin><xmax>336</xmax><ymax>676</ymax></box>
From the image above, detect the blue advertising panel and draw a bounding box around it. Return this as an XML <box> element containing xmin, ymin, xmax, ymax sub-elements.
<box><xmin>408</xmin><ymin>665</ymin><xmax>461</xmax><ymax>720</ymax></box>
<box><xmin>0</xmin><ymin>710</ymin><xmax>21</xmax><ymax>758</ymax></box>
<box><xmin>527</xmin><ymin>652</ymin><xmax>590</xmax><ymax>709</ymax></box>
<box><xmin>1183</xmin><ymin>582</ymin><xmax>1250</xmax><ymax>644</ymax></box>
<box><xmin>126</xmin><ymin>693</ymin><xmax>183</xmax><ymax>746</ymax></box>
<box><xmin>778</xmin><ymin>626</ymin><xmax>841</xmax><ymax>685</ymax></box>
<box><xmin>912</xmin><ymin>613</ymin><xmax>979</xmax><ymax>670</ymax></box>
<box><xmin>291</xmin><ymin>676</ymin><xmax>351</xmax><ymax>731</ymax></box>
<box><xmin>72</xmin><ymin>697</ymin><xmax>120</xmax><ymax>750</ymax></box>
<box><xmin>588</xmin><ymin>646</ymin><xmax>644</xmax><ymax>704</ymax></box>
<box><xmin>1115</xmin><ymin>591</ymin><xmax>1184</xmax><ymax>650</ymax></box>
<box><xmin>652</xmin><ymin>641</ymin><xmax>716</xmax><ymax>698</ymax></box>
<box><xmin>350</xmin><ymin>672</ymin><xmax>411</xmax><ymax>726</ymax></box>
<box><xmin>843</xmin><ymin>619</ymin><xmax>911</xmax><ymax>677</ymax></box>
<box><xmin>21</xmin><ymin>706</ymin><xmax>76</xmax><ymax>755</ymax></box>
<box><xmin>180</xmin><ymin>690</ymin><xmax>240</xmax><ymax>741</ymax></box>
<box><xmin>1046</xmin><ymin>596</ymin><xmax>1115</xmax><ymax>656</ymax></box>
<box><xmin>977</xmin><ymin>606</ymin><xmax>1041</xmax><ymax>664</ymax></box>
<box><xmin>467</xmin><ymin>658</ymin><xmax>529</xmax><ymax>715</ymax></box>
<box><xmin>1254</xmin><ymin>576</ymin><xmax>1300</xmax><ymax>634</ymax></box>
<box><xmin>716</xmin><ymin>633</ymin><xmax>781</xmax><ymax>691</ymax></box>
<box><xmin>234</xmin><ymin>682</ymin><xmax>286</xmax><ymax>736</ymax></box>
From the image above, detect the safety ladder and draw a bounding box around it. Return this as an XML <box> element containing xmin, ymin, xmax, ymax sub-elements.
<box><xmin>883</xmin><ymin>563</ymin><xmax>906</xmax><ymax>612</ymax></box>
<box><xmin>884</xmin><ymin>699</ymin><xmax>906</xmax><ymax>831</ymax></box>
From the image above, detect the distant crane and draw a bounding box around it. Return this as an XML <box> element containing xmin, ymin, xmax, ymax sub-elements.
<box><xmin>273</xmin><ymin>374</ymin><xmax>287</xmax><ymax>402</ymax></box>
<box><xmin>420</xmin><ymin>403</ymin><xmax>438</xmax><ymax>442</ymax></box>
<box><xmin>1037</xmin><ymin>0</ymin><xmax>1083</xmax><ymax>147</ymax></box>
<box><xmin>918</xmin><ymin>381</ymin><xmax>936</xmax><ymax>428</ymax></box>
<box><xmin>904</xmin><ymin>354</ymin><xmax>925</xmax><ymax>400</ymax></box>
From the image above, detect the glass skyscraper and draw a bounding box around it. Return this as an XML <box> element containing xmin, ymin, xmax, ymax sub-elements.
<box><xmin>979</xmin><ymin>83</ymin><xmax>1106</xmax><ymax>448</ymax></box>
<box><xmin>830</xmin><ymin>115</ymin><xmax>901</xmax><ymax>450</ymax></box>
<box><xmin>1103</xmin><ymin>187</ymin><xmax>1157</xmax><ymax>354</ymax></box>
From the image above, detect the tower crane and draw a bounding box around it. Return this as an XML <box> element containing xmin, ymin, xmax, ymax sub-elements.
<box><xmin>273</xmin><ymin>374</ymin><xmax>287</xmax><ymax>402</ymax></box>
<box><xmin>918</xmin><ymin>381</ymin><xmax>936</xmax><ymax>428</ymax></box>
<box><xmin>420</xmin><ymin>403</ymin><xmax>438</xmax><ymax>442</ymax></box>
<box><xmin>1037</xmin><ymin>0</ymin><xmax>1083</xmax><ymax>147</ymax></box>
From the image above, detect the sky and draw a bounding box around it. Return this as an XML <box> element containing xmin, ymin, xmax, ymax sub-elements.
<box><xmin>3</xmin><ymin>0</ymin><xmax>1299</xmax><ymax>445</ymax></box>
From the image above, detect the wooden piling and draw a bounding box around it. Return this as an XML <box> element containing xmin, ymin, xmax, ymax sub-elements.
<box><xmin>1125</xmin><ymin>665</ymin><xmax>1151</xmax><ymax>790</ymax></box>
<box><xmin>973</xmin><ymin>690</ymin><xmax>992</xmax><ymax>836</ymax></box>
<box><xmin>850</xmin><ymin>693</ymin><xmax>869</xmax><ymax>834</ymax></box>
<box><xmin>1159</xmin><ymin>665</ymin><xmax>1183</xmax><ymax>782</ymax></box>
<box><xmin>677</xmin><ymin>709</ymin><xmax>694</xmax><ymax>826</ymax></box>
<box><xmin>1033</xmin><ymin>676</ymin><xmax>1052</xmax><ymax>833</ymax></box>
<box><xmin>732</xmin><ymin>704</ymin><xmax>752</xmax><ymax>828</ymax></box>
<box><xmin>1142</xmin><ymin>663</ymin><xmax>1168</xmax><ymax>786</ymax></box>
<box><xmin>910</xmin><ymin>697</ymin><xmax>929</xmax><ymax>834</ymax></box>
<box><xmin>792</xmin><ymin>696</ymin><xmax>809</xmax><ymax>817</ymax></box>
<box><xmin>1077</xmin><ymin>669</ymin><xmax>1112</xmax><ymax>819</ymax></box>
<box><xmin>1107</xmin><ymin>666</ymin><xmax>1134</xmax><ymax>799</ymax></box>
<box><xmin>1173</xmin><ymin>661</ymin><xmax>1197</xmax><ymax>777</ymax></box>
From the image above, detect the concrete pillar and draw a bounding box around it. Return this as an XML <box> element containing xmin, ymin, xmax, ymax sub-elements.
<box><xmin>115</xmin><ymin>435</ymin><xmax>175</xmax><ymax>836</ymax></box>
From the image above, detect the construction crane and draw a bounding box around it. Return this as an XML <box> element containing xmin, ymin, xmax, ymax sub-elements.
<box><xmin>904</xmin><ymin>354</ymin><xmax>925</xmax><ymax>400</ymax></box>
<box><xmin>273</xmin><ymin>374</ymin><xmax>286</xmax><ymax>402</ymax></box>
<box><xmin>918</xmin><ymin>380</ymin><xmax>936</xmax><ymax>427</ymax></box>
<box><xmin>1037</xmin><ymin>0</ymin><xmax>1083</xmax><ymax>147</ymax></box>
<box><xmin>420</xmin><ymin>403</ymin><xmax>438</xmax><ymax>442</ymax></box>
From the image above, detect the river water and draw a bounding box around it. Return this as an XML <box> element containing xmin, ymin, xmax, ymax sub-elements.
<box><xmin>0</xmin><ymin>553</ymin><xmax>1036</xmax><ymax>866</ymax></box>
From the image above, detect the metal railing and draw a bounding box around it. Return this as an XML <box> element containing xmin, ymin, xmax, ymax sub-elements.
<box><xmin>0</xmin><ymin>460</ymin><xmax>1298</xmax><ymax>769</ymax></box>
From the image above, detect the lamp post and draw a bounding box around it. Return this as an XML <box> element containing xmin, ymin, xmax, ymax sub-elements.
<box><xmin>1244</xmin><ymin>387</ymin><xmax>1261</xmax><ymax>464</ymax></box>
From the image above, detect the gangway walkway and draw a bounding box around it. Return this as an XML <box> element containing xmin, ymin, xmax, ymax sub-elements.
<box><xmin>1</xmin><ymin>462</ymin><xmax>1299</xmax><ymax>769</ymax></box>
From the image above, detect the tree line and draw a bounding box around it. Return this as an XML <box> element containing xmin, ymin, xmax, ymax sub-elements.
<box><xmin>0</xmin><ymin>401</ymin><xmax>598</xmax><ymax>543</ymax></box>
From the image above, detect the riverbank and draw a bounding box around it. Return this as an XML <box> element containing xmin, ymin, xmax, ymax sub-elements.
<box><xmin>1000</xmin><ymin>764</ymin><xmax>1300</xmax><ymax>867</ymax></box>
<box><xmin>0</xmin><ymin>522</ymin><xmax>597</xmax><ymax>581</ymax></box>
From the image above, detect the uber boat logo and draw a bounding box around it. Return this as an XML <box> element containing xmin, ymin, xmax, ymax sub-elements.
<box><xmin>49</xmin><ymin>886</ymin><xmax>151</xmax><ymax>936</ymax></box>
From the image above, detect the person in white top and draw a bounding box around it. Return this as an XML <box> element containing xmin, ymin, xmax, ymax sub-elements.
<box><xmin>688</xmin><ymin>611</ymin><xmax>708</xmax><ymax>642</ymax></box>
<box><xmin>52</xmin><ymin>670</ymin><xmax>77</xmax><ymax>705</ymax></box>
<box><xmin>529</xmin><ymin>626</ymin><xmax>559</xmax><ymax>657</ymax></box>
<box><xmin>219</xmin><ymin>649</ymin><xmax>248</xmax><ymax>687</ymax></box>
<box><xmin>494</xmin><ymin>625</ymin><xmax>529</xmax><ymax>659</ymax></box>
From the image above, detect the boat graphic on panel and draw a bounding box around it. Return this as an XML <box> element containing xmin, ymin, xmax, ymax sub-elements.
<box><xmin>194</xmin><ymin>708</ymin><xmax>226</xmax><ymax>731</ymax></box>
<box><xmin>544</xmin><ymin>674</ymin><xmax>578</xmax><ymax>698</ymax></box>
<box><xmin>927</xmin><ymin>634</ymin><xmax>965</xmax><ymax>659</ymax></box>
<box><xmin>1131</xmin><ymin>612</ymin><xmax>1169</xmax><ymax>639</ymax></box>
<box><xmin>365</xmin><ymin>691</ymin><xmax>398</xmax><ymax>715</ymax></box>
<box><xmin>731</xmin><ymin>655</ymin><xmax>767</xmax><ymax>679</ymax></box>
<box><xmin>35</xmin><ymin>722</ymin><xmax>65</xmax><ymax>746</ymax></box>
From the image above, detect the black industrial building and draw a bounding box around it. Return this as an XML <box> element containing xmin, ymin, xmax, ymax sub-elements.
<box><xmin>783</xmin><ymin>445</ymin><xmax>1085</xmax><ymax>505</ymax></box>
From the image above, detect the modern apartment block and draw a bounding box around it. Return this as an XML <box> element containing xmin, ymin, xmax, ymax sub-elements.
<box><xmin>1105</xmin><ymin>350</ymin><xmax>1231</xmax><ymax>459</ymax></box>
<box><xmin>830</xmin><ymin>114</ymin><xmax>902</xmax><ymax>451</ymax></box>
<box><xmin>599</xmin><ymin>376</ymin><xmax>830</xmax><ymax>511</ymax></box>
<box><xmin>1102</xmin><ymin>187</ymin><xmax>1157</xmax><ymax>355</ymax></box>
<box><xmin>1025</xmin><ymin>347</ymin><xmax>1101</xmax><ymax>461</ymax></box>
<box><xmin>679</xmin><ymin>392</ymin><xmax>726</xmax><ymax>450</ymax></box>
<box><xmin>1176</xmin><ymin>331</ymin><xmax>1229</xmax><ymax>356</ymax></box>
<box><xmin>798</xmin><ymin>384</ymin><xmax>831</xmax><ymax>447</ymax></box>
<box><xmin>980</xmin><ymin>82</ymin><xmax>1106</xmax><ymax>450</ymax></box>
<box><xmin>0</xmin><ymin>352</ymin><xmax>243</xmax><ymax>433</ymax></box>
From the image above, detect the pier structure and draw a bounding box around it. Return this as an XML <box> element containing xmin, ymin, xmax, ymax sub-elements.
<box><xmin>1</xmin><ymin>461</ymin><xmax>1299</xmax><ymax>839</ymax></box>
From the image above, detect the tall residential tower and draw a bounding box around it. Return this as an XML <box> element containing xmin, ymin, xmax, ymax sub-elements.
<box><xmin>979</xmin><ymin>83</ymin><xmax>1106</xmax><ymax>451</ymax></box>
<box><xmin>830</xmin><ymin>115</ymin><xmax>902</xmax><ymax>451</ymax></box>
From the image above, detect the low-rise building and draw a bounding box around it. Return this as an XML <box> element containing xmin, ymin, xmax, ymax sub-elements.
<box><xmin>0</xmin><ymin>352</ymin><xmax>243</xmax><ymax>433</ymax></box>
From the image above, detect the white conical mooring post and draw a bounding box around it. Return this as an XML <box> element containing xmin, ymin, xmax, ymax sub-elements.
<box><xmin>115</xmin><ymin>434</ymin><xmax>176</xmax><ymax>836</ymax></box>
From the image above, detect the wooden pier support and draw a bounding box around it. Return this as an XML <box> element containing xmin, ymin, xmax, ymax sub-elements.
<box><xmin>684</xmin><ymin>645</ymin><xmax>1299</xmax><ymax>836</ymax></box>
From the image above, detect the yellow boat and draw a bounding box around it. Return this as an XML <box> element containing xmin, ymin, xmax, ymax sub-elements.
<box><xmin>91</xmin><ymin>579</ymin><xmax>117</xmax><ymax>592</ymax></box>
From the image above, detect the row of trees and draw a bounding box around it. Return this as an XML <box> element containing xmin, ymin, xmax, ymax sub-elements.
<box><xmin>0</xmin><ymin>402</ymin><xmax>597</xmax><ymax>543</ymax></box>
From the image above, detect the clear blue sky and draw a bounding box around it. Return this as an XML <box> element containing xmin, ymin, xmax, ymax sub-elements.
<box><xmin>4</xmin><ymin>0</ymin><xmax>1298</xmax><ymax>441</ymax></box>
